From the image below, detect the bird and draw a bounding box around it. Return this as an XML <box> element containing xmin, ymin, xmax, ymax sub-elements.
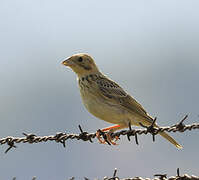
<box><xmin>62</xmin><ymin>53</ymin><xmax>182</xmax><ymax>149</ymax></box>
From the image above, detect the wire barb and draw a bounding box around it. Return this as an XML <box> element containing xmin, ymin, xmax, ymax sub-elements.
<box><xmin>54</xmin><ymin>132</ymin><xmax>67</xmax><ymax>147</ymax></box>
<box><xmin>154</xmin><ymin>174</ymin><xmax>167</xmax><ymax>180</ymax></box>
<box><xmin>174</xmin><ymin>115</ymin><xmax>188</xmax><ymax>132</ymax></box>
<box><xmin>104</xmin><ymin>168</ymin><xmax>120</xmax><ymax>180</ymax></box>
<box><xmin>126</xmin><ymin>122</ymin><xmax>139</xmax><ymax>145</ymax></box>
<box><xmin>139</xmin><ymin>117</ymin><xmax>158</xmax><ymax>142</ymax></box>
<box><xmin>23</xmin><ymin>133</ymin><xmax>36</xmax><ymax>143</ymax></box>
<box><xmin>177</xmin><ymin>168</ymin><xmax>180</xmax><ymax>177</ymax></box>
<box><xmin>113</xmin><ymin>168</ymin><xmax>117</xmax><ymax>177</ymax></box>
<box><xmin>78</xmin><ymin>125</ymin><xmax>93</xmax><ymax>143</ymax></box>
<box><xmin>5</xmin><ymin>137</ymin><xmax>17</xmax><ymax>153</ymax></box>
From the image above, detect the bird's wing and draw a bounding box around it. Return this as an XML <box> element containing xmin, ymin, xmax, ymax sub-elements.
<box><xmin>96</xmin><ymin>76</ymin><xmax>151</xmax><ymax>121</ymax></box>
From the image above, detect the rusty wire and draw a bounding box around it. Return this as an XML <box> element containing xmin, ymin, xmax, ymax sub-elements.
<box><xmin>101</xmin><ymin>168</ymin><xmax>199</xmax><ymax>180</ymax></box>
<box><xmin>1</xmin><ymin>115</ymin><xmax>199</xmax><ymax>153</ymax></box>
<box><xmin>11</xmin><ymin>168</ymin><xmax>199</xmax><ymax>180</ymax></box>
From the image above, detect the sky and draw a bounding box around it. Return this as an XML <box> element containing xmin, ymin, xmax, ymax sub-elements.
<box><xmin>0</xmin><ymin>0</ymin><xmax>199</xmax><ymax>179</ymax></box>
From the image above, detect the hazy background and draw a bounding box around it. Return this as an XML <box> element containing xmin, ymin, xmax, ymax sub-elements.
<box><xmin>0</xmin><ymin>0</ymin><xmax>199</xmax><ymax>179</ymax></box>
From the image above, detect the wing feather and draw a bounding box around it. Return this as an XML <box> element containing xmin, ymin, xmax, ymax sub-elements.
<box><xmin>96</xmin><ymin>76</ymin><xmax>151</xmax><ymax>120</ymax></box>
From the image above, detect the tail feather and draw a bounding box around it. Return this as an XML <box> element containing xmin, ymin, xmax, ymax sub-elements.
<box><xmin>133</xmin><ymin>116</ymin><xmax>182</xmax><ymax>149</ymax></box>
<box><xmin>159</xmin><ymin>131</ymin><xmax>182</xmax><ymax>149</ymax></box>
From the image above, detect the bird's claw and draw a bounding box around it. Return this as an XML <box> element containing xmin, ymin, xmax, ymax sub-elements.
<box><xmin>96</xmin><ymin>130</ymin><xmax>119</xmax><ymax>145</ymax></box>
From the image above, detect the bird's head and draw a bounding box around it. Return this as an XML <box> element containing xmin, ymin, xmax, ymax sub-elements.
<box><xmin>62</xmin><ymin>53</ymin><xmax>99</xmax><ymax>77</ymax></box>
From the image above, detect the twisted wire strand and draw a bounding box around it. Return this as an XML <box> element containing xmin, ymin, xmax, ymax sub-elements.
<box><xmin>11</xmin><ymin>174</ymin><xmax>199</xmax><ymax>180</ymax></box>
<box><xmin>102</xmin><ymin>168</ymin><xmax>199</xmax><ymax>180</ymax></box>
<box><xmin>1</xmin><ymin>115</ymin><xmax>199</xmax><ymax>153</ymax></box>
<box><xmin>11</xmin><ymin>168</ymin><xmax>199</xmax><ymax>180</ymax></box>
<box><xmin>103</xmin><ymin>174</ymin><xmax>199</xmax><ymax>180</ymax></box>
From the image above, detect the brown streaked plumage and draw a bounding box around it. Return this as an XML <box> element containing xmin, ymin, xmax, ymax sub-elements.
<box><xmin>62</xmin><ymin>53</ymin><xmax>182</xmax><ymax>149</ymax></box>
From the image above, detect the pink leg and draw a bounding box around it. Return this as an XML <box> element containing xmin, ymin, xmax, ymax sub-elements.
<box><xmin>96</xmin><ymin>124</ymin><xmax>128</xmax><ymax>145</ymax></box>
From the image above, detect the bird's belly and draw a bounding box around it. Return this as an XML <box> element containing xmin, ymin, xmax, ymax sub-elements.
<box><xmin>81</xmin><ymin>94</ymin><xmax>125</xmax><ymax>124</ymax></box>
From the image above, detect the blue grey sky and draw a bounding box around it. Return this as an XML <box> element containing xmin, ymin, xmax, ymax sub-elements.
<box><xmin>0</xmin><ymin>0</ymin><xmax>199</xmax><ymax>179</ymax></box>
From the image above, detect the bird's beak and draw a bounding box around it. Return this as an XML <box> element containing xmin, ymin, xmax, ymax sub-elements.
<box><xmin>62</xmin><ymin>57</ymin><xmax>74</xmax><ymax>67</ymax></box>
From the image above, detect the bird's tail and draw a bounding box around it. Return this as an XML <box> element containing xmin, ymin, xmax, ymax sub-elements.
<box><xmin>158</xmin><ymin>131</ymin><xmax>182</xmax><ymax>149</ymax></box>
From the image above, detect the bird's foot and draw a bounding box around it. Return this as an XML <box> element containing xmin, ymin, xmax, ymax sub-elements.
<box><xmin>96</xmin><ymin>129</ymin><xmax>119</xmax><ymax>145</ymax></box>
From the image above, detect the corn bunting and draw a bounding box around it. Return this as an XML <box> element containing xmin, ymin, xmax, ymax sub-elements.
<box><xmin>62</xmin><ymin>53</ymin><xmax>182</xmax><ymax>149</ymax></box>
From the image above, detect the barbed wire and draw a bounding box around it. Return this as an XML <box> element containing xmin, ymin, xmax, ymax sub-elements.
<box><xmin>11</xmin><ymin>168</ymin><xmax>199</xmax><ymax>180</ymax></box>
<box><xmin>1</xmin><ymin>115</ymin><xmax>199</xmax><ymax>153</ymax></box>
<box><xmin>102</xmin><ymin>168</ymin><xmax>199</xmax><ymax>180</ymax></box>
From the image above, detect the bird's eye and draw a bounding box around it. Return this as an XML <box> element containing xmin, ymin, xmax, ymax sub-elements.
<box><xmin>78</xmin><ymin>57</ymin><xmax>83</xmax><ymax>62</ymax></box>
